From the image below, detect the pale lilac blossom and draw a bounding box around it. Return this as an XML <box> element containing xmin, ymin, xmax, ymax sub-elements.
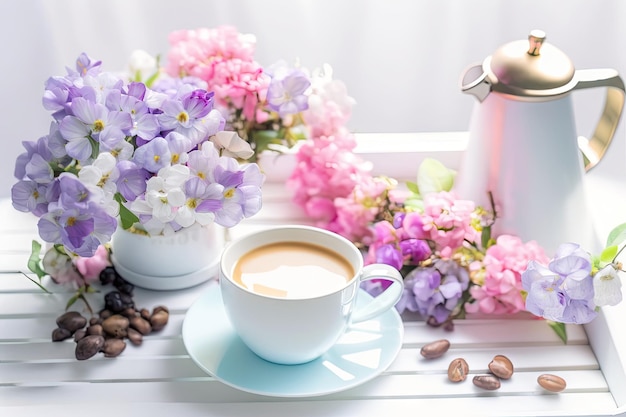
<box><xmin>522</xmin><ymin>243</ymin><xmax>597</xmax><ymax>324</ymax></box>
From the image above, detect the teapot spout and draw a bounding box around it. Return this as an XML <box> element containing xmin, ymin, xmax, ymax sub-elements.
<box><xmin>461</xmin><ymin>64</ymin><xmax>491</xmax><ymax>102</ymax></box>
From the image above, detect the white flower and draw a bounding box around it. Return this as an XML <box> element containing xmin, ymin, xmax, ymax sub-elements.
<box><xmin>210</xmin><ymin>131</ymin><xmax>254</xmax><ymax>160</ymax></box>
<box><xmin>78</xmin><ymin>152</ymin><xmax>118</xmax><ymax>195</ymax></box>
<box><xmin>593</xmin><ymin>265</ymin><xmax>623</xmax><ymax>306</ymax></box>
<box><xmin>78</xmin><ymin>152</ymin><xmax>119</xmax><ymax>216</ymax></box>
<box><xmin>145</xmin><ymin>177</ymin><xmax>185</xmax><ymax>223</ymax></box>
<box><xmin>107</xmin><ymin>141</ymin><xmax>134</xmax><ymax>161</ymax></box>
<box><xmin>127</xmin><ymin>49</ymin><xmax>160</xmax><ymax>83</ymax></box>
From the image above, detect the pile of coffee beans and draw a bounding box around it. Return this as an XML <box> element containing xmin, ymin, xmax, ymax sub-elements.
<box><xmin>51</xmin><ymin>266</ymin><xmax>169</xmax><ymax>360</ymax></box>
<box><xmin>420</xmin><ymin>338</ymin><xmax>567</xmax><ymax>392</ymax></box>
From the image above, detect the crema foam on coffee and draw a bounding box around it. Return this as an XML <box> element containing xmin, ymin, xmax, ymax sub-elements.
<box><xmin>232</xmin><ymin>241</ymin><xmax>354</xmax><ymax>299</ymax></box>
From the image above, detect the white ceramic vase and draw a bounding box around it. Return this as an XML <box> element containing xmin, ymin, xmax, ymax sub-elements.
<box><xmin>110</xmin><ymin>223</ymin><xmax>224</xmax><ymax>291</ymax></box>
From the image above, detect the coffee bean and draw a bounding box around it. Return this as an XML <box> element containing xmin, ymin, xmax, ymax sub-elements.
<box><xmin>420</xmin><ymin>339</ymin><xmax>450</xmax><ymax>359</ymax></box>
<box><xmin>56</xmin><ymin>311</ymin><xmax>87</xmax><ymax>333</ymax></box>
<box><xmin>52</xmin><ymin>327</ymin><xmax>72</xmax><ymax>342</ymax></box>
<box><xmin>101</xmin><ymin>314</ymin><xmax>129</xmax><ymax>338</ymax></box>
<box><xmin>127</xmin><ymin>327</ymin><xmax>143</xmax><ymax>346</ymax></box>
<box><xmin>102</xmin><ymin>338</ymin><xmax>126</xmax><ymax>358</ymax></box>
<box><xmin>150</xmin><ymin>309</ymin><xmax>169</xmax><ymax>332</ymax></box>
<box><xmin>73</xmin><ymin>328</ymin><xmax>87</xmax><ymax>342</ymax></box>
<box><xmin>488</xmin><ymin>354</ymin><xmax>514</xmax><ymax>379</ymax></box>
<box><xmin>153</xmin><ymin>305</ymin><xmax>169</xmax><ymax>315</ymax></box>
<box><xmin>447</xmin><ymin>358</ymin><xmax>469</xmax><ymax>382</ymax></box>
<box><xmin>130</xmin><ymin>316</ymin><xmax>152</xmax><ymax>335</ymax></box>
<box><xmin>140</xmin><ymin>308</ymin><xmax>151</xmax><ymax>321</ymax></box>
<box><xmin>86</xmin><ymin>324</ymin><xmax>104</xmax><ymax>336</ymax></box>
<box><xmin>473</xmin><ymin>374</ymin><xmax>501</xmax><ymax>390</ymax></box>
<box><xmin>537</xmin><ymin>374</ymin><xmax>567</xmax><ymax>392</ymax></box>
<box><xmin>75</xmin><ymin>335</ymin><xmax>105</xmax><ymax>360</ymax></box>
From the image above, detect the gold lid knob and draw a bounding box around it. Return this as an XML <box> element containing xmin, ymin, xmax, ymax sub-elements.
<box><xmin>527</xmin><ymin>30</ymin><xmax>546</xmax><ymax>56</ymax></box>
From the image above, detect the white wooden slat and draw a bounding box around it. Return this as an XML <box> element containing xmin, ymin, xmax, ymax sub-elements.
<box><xmin>0</xmin><ymin>374</ymin><xmax>615</xmax><ymax>417</ymax></box>
<box><xmin>0</xmin><ymin>360</ymin><xmax>610</xmax><ymax>398</ymax></box>
<box><xmin>0</xmin><ymin>336</ymin><xmax>598</xmax><ymax>373</ymax></box>
<box><xmin>401</xmin><ymin>320</ymin><xmax>589</xmax><ymax>347</ymax></box>
<box><xmin>0</xmin><ymin>396</ymin><xmax>621</xmax><ymax>417</ymax></box>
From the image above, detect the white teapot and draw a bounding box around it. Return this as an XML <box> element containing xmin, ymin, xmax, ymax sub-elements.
<box><xmin>455</xmin><ymin>30</ymin><xmax>625</xmax><ymax>253</ymax></box>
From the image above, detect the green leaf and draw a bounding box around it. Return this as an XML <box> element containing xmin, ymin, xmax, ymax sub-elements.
<box><xmin>606</xmin><ymin>223</ymin><xmax>626</xmax><ymax>247</ymax></box>
<box><xmin>406</xmin><ymin>181</ymin><xmax>420</xmax><ymax>195</ymax></box>
<box><xmin>600</xmin><ymin>245</ymin><xmax>618</xmax><ymax>264</ymax></box>
<box><xmin>65</xmin><ymin>292</ymin><xmax>80</xmax><ymax>310</ymax></box>
<box><xmin>115</xmin><ymin>193</ymin><xmax>139</xmax><ymax>230</ymax></box>
<box><xmin>416</xmin><ymin>158</ymin><xmax>455</xmax><ymax>196</ymax></box>
<box><xmin>481</xmin><ymin>225</ymin><xmax>492</xmax><ymax>249</ymax></box>
<box><xmin>402</xmin><ymin>196</ymin><xmax>424</xmax><ymax>212</ymax></box>
<box><xmin>548</xmin><ymin>321</ymin><xmax>568</xmax><ymax>344</ymax></box>
<box><xmin>27</xmin><ymin>240</ymin><xmax>47</xmax><ymax>279</ymax></box>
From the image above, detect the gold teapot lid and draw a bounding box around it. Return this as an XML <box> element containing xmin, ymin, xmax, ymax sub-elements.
<box><xmin>486</xmin><ymin>30</ymin><xmax>576</xmax><ymax>97</ymax></box>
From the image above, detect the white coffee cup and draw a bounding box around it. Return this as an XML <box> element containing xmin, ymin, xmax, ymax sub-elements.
<box><xmin>219</xmin><ymin>225</ymin><xmax>404</xmax><ymax>365</ymax></box>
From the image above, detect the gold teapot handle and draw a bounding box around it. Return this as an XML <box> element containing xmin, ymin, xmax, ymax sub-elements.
<box><xmin>574</xmin><ymin>69</ymin><xmax>625</xmax><ymax>171</ymax></box>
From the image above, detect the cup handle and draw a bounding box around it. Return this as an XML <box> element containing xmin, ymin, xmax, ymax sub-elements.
<box><xmin>573</xmin><ymin>68</ymin><xmax>625</xmax><ymax>171</ymax></box>
<box><xmin>351</xmin><ymin>263</ymin><xmax>404</xmax><ymax>323</ymax></box>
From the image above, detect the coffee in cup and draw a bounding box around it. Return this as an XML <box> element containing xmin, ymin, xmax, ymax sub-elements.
<box><xmin>219</xmin><ymin>225</ymin><xmax>404</xmax><ymax>365</ymax></box>
<box><xmin>232</xmin><ymin>241</ymin><xmax>354</xmax><ymax>298</ymax></box>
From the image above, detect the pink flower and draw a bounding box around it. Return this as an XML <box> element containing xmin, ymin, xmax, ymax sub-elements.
<box><xmin>465</xmin><ymin>235</ymin><xmax>549</xmax><ymax>315</ymax></box>
<box><xmin>165</xmin><ymin>26</ymin><xmax>257</xmax><ymax>81</ymax></box>
<box><xmin>419</xmin><ymin>191</ymin><xmax>478</xmax><ymax>256</ymax></box>
<box><xmin>74</xmin><ymin>244</ymin><xmax>111</xmax><ymax>283</ymax></box>
<box><xmin>210</xmin><ymin>59</ymin><xmax>269</xmax><ymax>119</ymax></box>
<box><xmin>288</xmin><ymin>133</ymin><xmax>370</xmax><ymax>209</ymax></box>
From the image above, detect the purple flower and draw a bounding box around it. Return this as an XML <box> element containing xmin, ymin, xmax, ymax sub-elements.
<box><xmin>522</xmin><ymin>243</ymin><xmax>597</xmax><ymax>324</ymax></box>
<box><xmin>158</xmin><ymin>89</ymin><xmax>223</xmax><ymax>145</ymax></box>
<box><xmin>404</xmin><ymin>259</ymin><xmax>469</xmax><ymax>324</ymax></box>
<box><xmin>68</xmin><ymin>97</ymin><xmax>132</xmax><ymax>149</ymax></box>
<box><xmin>115</xmin><ymin>160</ymin><xmax>151</xmax><ymax>201</ymax></box>
<box><xmin>11</xmin><ymin>180</ymin><xmax>48</xmax><ymax>216</ymax></box>
<box><xmin>374</xmin><ymin>244</ymin><xmax>403</xmax><ymax>270</ymax></box>
<box><xmin>72</xmin><ymin>52</ymin><xmax>102</xmax><ymax>77</ymax></box>
<box><xmin>266</xmin><ymin>67</ymin><xmax>310</xmax><ymax>117</ymax></box>
<box><xmin>114</xmin><ymin>91</ymin><xmax>160</xmax><ymax>141</ymax></box>
<box><xmin>37</xmin><ymin>174</ymin><xmax>117</xmax><ymax>257</ymax></box>
<box><xmin>399</xmin><ymin>238</ymin><xmax>432</xmax><ymax>264</ymax></box>
<box><xmin>42</xmin><ymin>76</ymin><xmax>71</xmax><ymax>114</ymax></box>
<box><xmin>212</xmin><ymin>159</ymin><xmax>264</xmax><ymax>227</ymax></box>
<box><xmin>133</xmin><ymin>137</ymin><xmax>171</xmax><ymax>173</ymax></box>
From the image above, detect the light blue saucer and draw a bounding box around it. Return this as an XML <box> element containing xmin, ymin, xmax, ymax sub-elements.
<box><xmin>182</xmin><ymin>284</ymin><xmax>404</xmax><ymax>397</ymax></box>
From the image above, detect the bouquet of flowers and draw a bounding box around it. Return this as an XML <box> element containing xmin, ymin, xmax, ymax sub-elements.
<box><xmin>289</xmin><ymin>147</ymin><xmax>625</xmax><ymax>343</ymax></box>
<box><xmin>152</xmin><ymin>25</ymin><xmax>356</xmax><ymax>161</ymax></box>
<box><xmin>11</xmin><ymin>53</ymin><xmax>264</xmax><ymax>303</ymax></box>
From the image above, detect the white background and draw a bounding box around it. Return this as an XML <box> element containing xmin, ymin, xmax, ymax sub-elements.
<box><xmin>2</xmin><ymin>0</ymin><xmax>626</xmax><ymax>198</ymax></box>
